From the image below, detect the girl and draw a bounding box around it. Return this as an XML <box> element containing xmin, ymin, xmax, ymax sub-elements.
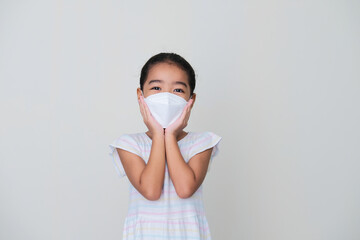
<box><xmin>109</xmin><ymin>52</ymin><xmax>222</xmax><ymax>240</ymax></box>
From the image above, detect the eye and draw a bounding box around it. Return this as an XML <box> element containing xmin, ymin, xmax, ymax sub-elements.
<box><xmin>174</xmin><ymin>89</ymin><xmax>184</xmax><ymax>93</ymax></box>
<box><xmin>151</xmin><ymin>86</ymin><xmax>161</xmax><ymax>91</ymax></box>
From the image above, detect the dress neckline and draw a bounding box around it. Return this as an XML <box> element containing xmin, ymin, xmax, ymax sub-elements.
<box><xmin>143</xmin><ymin>132</ymin><xmax>191</xmax><ymax>143</ymax></box>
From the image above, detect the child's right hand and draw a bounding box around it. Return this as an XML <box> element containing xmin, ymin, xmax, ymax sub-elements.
<box><xmin>138</xmin><ymin>95</ymin><xmax>164</xmax><ymax>137</ymax></box>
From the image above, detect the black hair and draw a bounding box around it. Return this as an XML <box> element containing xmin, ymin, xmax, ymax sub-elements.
<box><xmin>140</xmin><ymin>52</ymin><xmax>196</xmax><ymax>96</ymax></box>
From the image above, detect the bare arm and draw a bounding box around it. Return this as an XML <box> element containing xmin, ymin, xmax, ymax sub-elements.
<box><xmin>117</xmin><ymin>133</ymin><xmax>165</xmax><ymax>201</ymax></box>
<box><xmin>116</xmin><ymin>93</ymin><xmax>166</xmax><ymax>201</ymax></box>
<box><xmin>162</xmin><ymin>96</ymin><xmax>212</xmax><ymax>198</ymax></box>
<box><xmin>165</xmin><ymin>134</ymin><xmax>212</xmax><ymax>198</ymax></box>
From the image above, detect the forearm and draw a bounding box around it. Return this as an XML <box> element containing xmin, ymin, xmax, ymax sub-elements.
<box><xmin>140</xmin><ymin>134</ymin><xmax>166</xmax><ymax>198</ymax></box>
<box><xmin>165</xmin><ymin>134</ymin><xmax>197</xmax><ymax>197</ymax></box>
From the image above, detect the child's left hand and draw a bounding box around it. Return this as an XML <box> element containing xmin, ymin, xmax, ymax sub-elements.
<box><xmin>165</xmin><ymin>98</ymin><xmax>194</xmax><ymax>138</ymax></box>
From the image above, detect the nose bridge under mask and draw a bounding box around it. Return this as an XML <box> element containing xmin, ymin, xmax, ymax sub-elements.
<box><xmin>142</xmin><ymin>90</ymin><xmax>192</xmax><ymax>102</ymax></box>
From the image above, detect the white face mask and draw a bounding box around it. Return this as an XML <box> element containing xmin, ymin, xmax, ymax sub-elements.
<box><xmin>143</xmin><ymin>92</ymin><xmax>189</xmax><ymax>128</ymax></box>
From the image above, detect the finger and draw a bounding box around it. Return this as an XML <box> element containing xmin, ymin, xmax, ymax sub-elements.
<box><xmin>184</xmin><ymin>107</ymin><xmax>191</xmax><ymax>124</ymax></box>
<box><xmin>141</xmin><ymin>95</ymin><xmax>152</xmax><ymax>120</ymax></box>
<box><xmin>182</xmin><ymin>100</ymin><xmax>193</xmax><ymax>117</ymax></box>
<box><xmin>138</xmin><ymin>96</ymin><xmax>147</xmax><ymax>122</ymax></box>
<box><xmin>189</xmin><ymin>98</ymin><xmax>194</xmax><ymax>108</ymax></box>
<box><xmin>142</xmin><ymin>96</ymin><xmax>158</xmax><ymax>127</ymax></box>
<box><xmin>188</xmin><ymin>99</ymin><xmax>194</xmax><ymax>109</ymax></box>
<box><xmin>138</xmin><ymin>96</ymin><xmax>145</xmax><ymax>116</ymax></box>
<box><xmin>177</xmin><ymin>106</ymin><xmax>188</xmax><ymax>122</ymax></box>
<box><xmin>183</xmin><ymin>102</ymin><xmax>193</xmax><ymax>123</ymax></box>
<box><xmin>174</xmin><ymin>105</ymin><xmax>189</xmax><ymax>128</ymax></box>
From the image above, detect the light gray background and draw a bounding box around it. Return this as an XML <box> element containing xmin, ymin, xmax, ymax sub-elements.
<box><xmin>1</xmin><ymin>1</ymin><xmax>359</xmax><ymax>240</ymax></box>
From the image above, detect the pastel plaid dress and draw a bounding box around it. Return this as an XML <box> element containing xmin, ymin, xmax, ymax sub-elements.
<box><xmin>109</xmin><ymin>131</ymin><xmax>222</xmax><ymax>240</ymax></box>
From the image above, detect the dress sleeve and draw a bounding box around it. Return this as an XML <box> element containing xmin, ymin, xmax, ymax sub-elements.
<box><xmin>188</xmin><ymin>131</ymin><xmax>222</xmax><ymax>173</ymax></box>
<box><xmin>108</xmin><ymin>134</ymin><xmax>142</xmax><ymax>178</ymax></box>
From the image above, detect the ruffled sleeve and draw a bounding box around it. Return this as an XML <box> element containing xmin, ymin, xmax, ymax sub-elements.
<box><xmin>188</xmin><ymin>131</ymin><xmax>222</xmax><ymax>173</ymax></box>
<box><xmin>108</xmin><ymin>134</ymin><xmax>142</xmax><ymax>178</ymax></box>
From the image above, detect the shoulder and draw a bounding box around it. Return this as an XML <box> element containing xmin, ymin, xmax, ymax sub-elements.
<box><xmin>184</xmin><ymin>131</ymin><xmax>222</xmax><ymax>158</ymax></box>
<box><xmin>108</xmin><ymin>133</ymin><xmax>148</xmax><ymax>178</ymax></box>
<box><xmin>185</xmin><ymin>132</ymin><xmax>222</xmax><ymax>173</ymax></box>
<box><xmin>110</xmin><ymin>132</ymin><xmax>150</xmax><ymax>151</ymax></box>
<box><xmin>186</xmin><ymin>131</ymin><xmax>222</xmax><ymax>143</ymax></box>
<box><xmin>112</xmin><ymin>132</ymin><xmax>147</xmax><ymax>142</ymax></box>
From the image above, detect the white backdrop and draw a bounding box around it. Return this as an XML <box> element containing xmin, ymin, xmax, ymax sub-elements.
<box><xmin>1</xmin><ymin>1</ymin><xmax>359</xmax><ymax>240</ymax></box>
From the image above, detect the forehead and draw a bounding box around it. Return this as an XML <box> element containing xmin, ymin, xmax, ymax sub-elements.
<box><xmin>146</xmin><ymin>62</ymin><xmax>189</xmax><ymax>85</ymax></box>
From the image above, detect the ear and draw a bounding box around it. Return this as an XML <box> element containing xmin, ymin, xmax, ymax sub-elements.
<box><xmin>136</xmin><ymin>88</ymin><xmax>142</xmax><ymax>100</ymax></box>
<box><xmin>189</xmin><ymin>93</ymin><xmax>196</xmax><ymax>109</ymax></box>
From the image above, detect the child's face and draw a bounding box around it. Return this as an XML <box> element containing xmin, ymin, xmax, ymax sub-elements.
<box><xmin>139</xmin><ymin>62</ymin><xmax>193</xmax><ymax>101</ymax></box>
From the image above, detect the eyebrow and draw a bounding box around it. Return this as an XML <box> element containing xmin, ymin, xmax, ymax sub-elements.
<box><xmin>148</xmin><ymin>79</ymin><xmax>188</xmax><ymax>88</ymax></box>
<box><xmin>174</xmin><ymin>81</ymin><xmax>188</xmax><ymax>88</ymax></box>
<box><xmin>148</xmin><ymin>79</ymin><xmax>163</xmax><ymax>85</ymax></box>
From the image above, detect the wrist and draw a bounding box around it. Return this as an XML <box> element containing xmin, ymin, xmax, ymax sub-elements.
<box><xmin>152</xmin><ymin>131</ymin><xmax>165</xmax><ymax>139</ymax></box>
<box><xmin>164</xmin><ymin>130</ymin><xmax>178</xmax><ymax>140</ymax></box>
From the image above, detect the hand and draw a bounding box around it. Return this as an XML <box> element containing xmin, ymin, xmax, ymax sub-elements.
<box><xmin>165</xmin><ymin>98</ymin><xmax>194</xmax><ymax>138</ymax></box>
<box><xmin>138</xmin><ymin>95</ymin><xmax>164</xmax><ymax>137</ymax></box>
